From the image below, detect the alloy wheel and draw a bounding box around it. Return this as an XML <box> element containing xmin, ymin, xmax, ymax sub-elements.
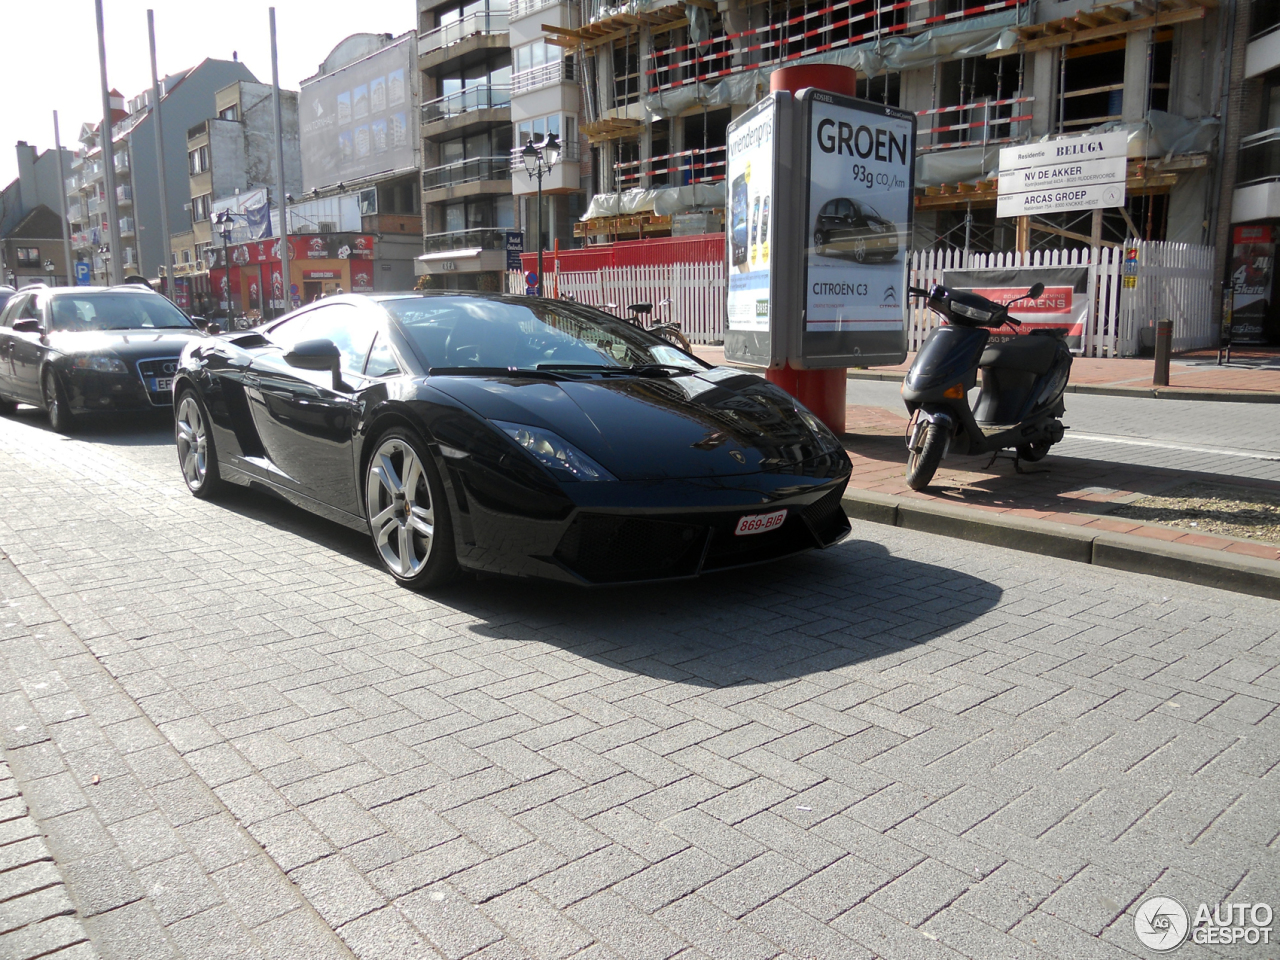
<box><xmin>175</xmin><ymin>396</ymin><xmax>209</xmax><ymax>489</ymax></box>
<box><xmin>853</xmin><ymin>238</ymin><xmax>867</xmax><ymax>262</ymax></box>
<box><xmin>366</xmin><ymin>437</ymin><xmax>435</xmax><ymax>578</ymax></box>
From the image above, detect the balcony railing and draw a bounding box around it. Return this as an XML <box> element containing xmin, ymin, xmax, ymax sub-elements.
<box><xmin>419</xmin><ymin>11</ymin><xmax>508</xmax><ymax>55</ymax></box>
<box><xmin>423</xmin><ymin>227</ymin><xmax>509</xmax><ymax>253</ymax></box>
<box><xmin>513</xmin><ymin>59</ymin><xmax>575</xmax><ymax>95</ymax></box>
<box><xmin>67</xmin><ymin>204</ymin><xmax>83</xmax><ymax>222</ymax></box>
<box><xmin>116</xmin><ymin>185</ymin><xmax>132</xmax><ymax>204</ymax></box>
<box><xmin>423</xmin><ymin>156</ymin><xmax>512</xmax><ymax>190</ymax></box>
<box><xmin>87</xmin><ymin>196</ymin><xmax>102</xmax><ymax>214</ymax></box>
<box><xmin>511</xmin><ymin>0</ymin><xmax>564</xmax><ymax>21</ymax></box>
<box><xmin>1253</xmin><ymin>0</ymin><xmax>1280</xmax><ymax>38</ymax></box>
<box><xmin>119</xmin><ymin>217</ymin><xmax>136</xmax><ymax>236</ymax></box>
<box><xmin>114</xmin><ymin>153</ymin><xmax>130</xmax><ymax>173</ymax></box>
<box><xmin>1240</xmin><ymin>128</ymin><xmax>1280</xmax><ymax>185</ymax></box>
<box><xmin>421</xmin><ymin>84</ymin><xmax>511</xmax><ymax>123</ymax></box>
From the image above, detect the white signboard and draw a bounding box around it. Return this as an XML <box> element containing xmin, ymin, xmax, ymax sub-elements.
<box><xmin>803</xmin><ymin>94</ymin><xmax>914</xmax><ymax>332</ymax></box>
<box><xmin>998</xmin><ymin>131</ymin><xmax>1127</xmax><ymax>217</ymax></box>
<box><xmin>726</xmin><ymin>98</ymin><xmax>776</xmax><ymax>332</ymax></box>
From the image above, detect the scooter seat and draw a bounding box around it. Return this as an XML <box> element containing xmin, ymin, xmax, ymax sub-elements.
<box><xmin>980</xmin><ymin>336</ymin><xmax>1059</xmax><ymax>375</ymax></box>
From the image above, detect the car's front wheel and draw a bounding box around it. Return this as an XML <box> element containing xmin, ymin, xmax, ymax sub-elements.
<box><xmin>365</xmin><ymin>428</ymin><xmax>458</xmax><ymax>589</ymax></box>
<box><xmin>175</xmin><ymin>389</ymin><xmax>224</xmax><ymax>498</ymax></box>
<box><xmin>42</xmin><ymin>368</ymin><xmax>74</xmax><ymax>434</ymax></box>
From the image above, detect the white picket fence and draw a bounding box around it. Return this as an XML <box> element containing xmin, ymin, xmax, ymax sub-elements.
<box><xmin>508</xmin><ymin>239</ymin><xmax>1215</xmax><ymax>356</ymax></box>
<box><xmin>506</xmin><ymin>264</ymin><xmax>727</xmax><ymax>344</ymax></box>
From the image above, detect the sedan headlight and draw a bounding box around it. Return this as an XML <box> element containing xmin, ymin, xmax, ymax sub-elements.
<box><xmin>494</xmin><ymin>421</ymin><xmax>615</xmax><ymax>482</ymax></box>
<box><xmin>797</xmin><ymin>408</ymin><xmax>843</xmax><ymax>454</ymax></box>
<box><xmin>71</xmin><ymin>355</ymin><xmax>128</xmax><ymax>374</ymax></box>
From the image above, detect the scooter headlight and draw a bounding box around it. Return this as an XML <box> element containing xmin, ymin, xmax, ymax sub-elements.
<box><xmin>951</xmin><ymin>302</ymin><xmax>992</xmax><ymax>323</ymax></box>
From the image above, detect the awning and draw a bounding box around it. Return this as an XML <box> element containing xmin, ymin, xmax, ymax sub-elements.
<box><xmin>417</xmin><ymin>248</ymin><xmax>482</xmax><ymax>262</ymax></box>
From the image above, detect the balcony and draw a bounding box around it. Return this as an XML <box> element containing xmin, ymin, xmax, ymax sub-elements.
<box><xmin>116</xmin><ymin>184</ymin><xmax>133</xmax><ymax>205</ymax></box>
<box><xmin>421</xmin><ymin>85</ymin><xmax>511</xmax><ymax>133</ymax></box>
<box><xmin>114</xmin><ymin>153</ymin><xmax>130</xmax><ymax>174</ymax></box>
<box><xmin>87</xmin><ymin>196</ymin><xmax>102</xmax><ymax>214</ymax></box>
<box><xmin>423</xmin><ymin>156</ymin><xmax>512</xmax><ymax>190</ymax></box>
<box><xmin>422</xmin><ymin>227</ymin><xmax>509</xmax><ymax>253</ymax></box>
<box><xmin>67</xmin><ymin>203</ymin><xmax>83</xmax><ymax>223</ymax></box>
<box><xmin>419</xmin><ymin>11</ymin><xmax>508</xmax><ymax>57</ymax></box>
<box><xmin>119</xmin><ymin>217</ymin><xmax>136</xmax><ymax>237</ymax></box>
<box><xmin>512</xmin><ymin>59</ymin><xmax>575</xmax><ymax>95</ymax></box>
<box><xmin>511</xmin><ymin>0</ymin><xmax>563</xmax><ymax>22</ymax></box>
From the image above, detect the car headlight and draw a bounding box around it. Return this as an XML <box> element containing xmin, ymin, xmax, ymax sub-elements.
<box><xmin>796</xmin><ymin>408</ymin><xmax>843</xmax><ymax>454</ymax></box>
<box><xmin>71</xmin><ymin>355</ymin><xmax>128</xmax><ymax>373</ymax></box>
<box><xmin>494</xmin><ymin>421</ymin><xmax>615</xmax><ymax>482</ymax></box>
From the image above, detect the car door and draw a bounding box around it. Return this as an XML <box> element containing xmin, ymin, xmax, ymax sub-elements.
<box><xmin>8</xmin><ymin>295</ymin><xmax>48</xmax><ymax>404</ymax></box>
<box><xmin>247</xmin><ymin>302</ymin><xmax>379</xmax><ymax>516</ymax></box>
<box><xmin>0</xmin><ymin>294</ymin><xmax>22</xmax><ymax>397</ymax></box>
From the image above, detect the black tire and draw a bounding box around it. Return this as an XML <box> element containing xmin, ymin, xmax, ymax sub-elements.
<box><xmin>906</xmin><ymin>421</ymin><xmax>947</xmax><ymax>491</ymax></box>
<box><xmin>1017</xmin><ymin>438</ymin><xmax>1053</xmax><ymax>462</ymax></box>
<box><xmin>364</xmin><ymin>427</ymin><xmax>458</xmax><ymax>590</ymax></box>
<box><xmin>174</xmin><ymin>389</ymin><xmax>225</xmax><ymax>499</ymax></box>
<box><xmin>813</xmin><ymin>230</ymin><xmax>826</xmax><ymax>250</ymax></box>
<box><xmin>42</xmin><ymin>367</ymin><xmax>75</xmax><ymax>434</ymax></box>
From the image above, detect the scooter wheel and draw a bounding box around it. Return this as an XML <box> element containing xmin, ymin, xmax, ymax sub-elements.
<box><xmin>906</xmin><ymin>422</ymin><xmax>946</xmax><ymax>490</ymax></box>
<box><xmin>1016</xmin><ymin>439</ymin><xmax>1053</xmax><ymax>462</ymax></box>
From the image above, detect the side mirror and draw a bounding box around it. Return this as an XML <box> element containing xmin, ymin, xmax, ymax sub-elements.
<box><xmin>12</xmin><ymin>319</ymin><xmax>42</xmax><ymax>334</ymax></box>
<box><xmin>628</xmin><ymin>302</ymin><xmax>653</xmax><ymax>316</ymax></box>
<box><xmin>284</xmin><ymin>337</ymin><xmax>348</xmax><ymax>390</ymax></box>
<box><xmin>1027</xmin><ymin>282</ymin><xmax>1045</xmax><ymax>299</ymax></box>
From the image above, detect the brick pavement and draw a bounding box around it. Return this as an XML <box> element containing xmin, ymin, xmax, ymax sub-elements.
<box><xmin>0</xmin><ymin>409</ymin><xmax>1278</xmax><ymax>960</ymax></box>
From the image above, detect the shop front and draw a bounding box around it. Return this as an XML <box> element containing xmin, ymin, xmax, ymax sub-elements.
<box><xmin>206</xmin><ymin>233</ymin><xmax>375</xmax><ymax>318</ymax></box>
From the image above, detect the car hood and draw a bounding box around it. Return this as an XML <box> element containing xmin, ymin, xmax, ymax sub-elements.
<box><xmin>428</xmin><ymin>366</ymin><xmax>839</xmax><ymax>481</ymax></box>
<box><xmin>48</xmin><ymin>329</ymin><xmax>205</xmax><ymax>360</ymax></box>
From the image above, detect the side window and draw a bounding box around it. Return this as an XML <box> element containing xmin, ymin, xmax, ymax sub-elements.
<box><xmin>295</xmin><ymin>305</ymin><xmax>378</xmax><ymax>374</ymax></box>
<box><xmin>265</xmin><ymin>310</ymin><xmax>320</xmax><ymax>351</ymax></box>
<box><xmin>363</xmin><ymin>334</ymin><xmax>402</xmax><ymax>378</ymax></box>
<box><xmin>0</xmin><ymin>295</ymin><xmax>27</xmax><ymax>328</ymax></box>
<box><xmin>837</xmin><ymin>199</ymin><xmax>854</xmax><ymax>219</ymax></box>
<box><xmin>821</xmin><ymin>201</ymin><xmax>836</xmax><ymax>217</ymax></box>
<box><xmin>19</xmin><ymin>297</ymin><xmax>41</xmax><ymax>323</ymax></box>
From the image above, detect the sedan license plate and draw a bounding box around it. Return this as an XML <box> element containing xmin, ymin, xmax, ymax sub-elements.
<box><xmin>149</xmin><ymin>377</ymin><xmax>173</xmax><ymax>393</ymax></box>
<box><xmin>734</xmin><ymin>509</ymin><xmax>787</xmax><ymax>536</ymax></box>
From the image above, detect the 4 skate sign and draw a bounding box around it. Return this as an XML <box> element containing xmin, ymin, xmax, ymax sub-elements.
<box><xmin>997</xmin><ymin>131</ymin><xmax>1127</xmax><ymax>217</ymax></box>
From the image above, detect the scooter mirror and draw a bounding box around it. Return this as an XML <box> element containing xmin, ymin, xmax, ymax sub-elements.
<box><xmin>1027</xmin><ymin>282</ymin><xmax>1045</xmax><ymax>299</ymax></box>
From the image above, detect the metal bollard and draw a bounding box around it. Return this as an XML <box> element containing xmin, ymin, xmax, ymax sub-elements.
<box><xmin>1152</xmin><ymin>318</ymin><xmax>1172</xmax><ymax>387</ymax></box>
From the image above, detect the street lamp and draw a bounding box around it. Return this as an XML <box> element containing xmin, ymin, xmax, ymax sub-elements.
<box><xmin>97</xmin><ymin>244</ymin><xmax>111</xmax><ymax>285</ymax></box>
<box><xmin>521</xmin><ymin>133</ymin><xmax>560</xmax><ymax>297</ymax></box>
<box><xmin>215</xmin><ymin>210</ymin><xmax>234</xmax><ymax>316</ymax></box>
<box><xmin>43</xmin><ymin>258</ymin><xmax>56</xmax><ymax>285</ymax></box>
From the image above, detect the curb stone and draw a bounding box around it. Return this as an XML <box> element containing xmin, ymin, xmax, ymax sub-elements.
<box><xmin>0</xmin><ymin>757</ymin><xmax>97</xmax><ymax>960</ymax></box>
<box><xmin>843</xmin><ymin>368</ymin><xmax>1280</xmax><ymax>404</ymax></box>
<box><xmin>842</xmin><ymin>489</ymin><xmax>1280</xmax><ymax>601</ymax></box>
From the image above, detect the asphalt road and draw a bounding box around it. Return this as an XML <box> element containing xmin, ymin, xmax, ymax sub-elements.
<box><xmin>0</xmin><ymin>405</ymin><xmax>1277</xmax><ymax>960</ymax></box>
<box><xmin>846</xmin><ymin>380</ymin><xmax>1280</xmax><ymax>483</ymax></box>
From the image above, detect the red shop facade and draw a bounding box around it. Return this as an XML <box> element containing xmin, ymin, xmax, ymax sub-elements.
<box><xmin>204</xmin><ymin>233</ymin><xmax>375</xmax><ymax>316</ymax></box>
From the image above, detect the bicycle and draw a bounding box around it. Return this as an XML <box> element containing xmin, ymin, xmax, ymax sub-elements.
<box><xmin>624</xmin><ymin>299</ymin><xmax>692</xmax><ymax>353</ymax></box>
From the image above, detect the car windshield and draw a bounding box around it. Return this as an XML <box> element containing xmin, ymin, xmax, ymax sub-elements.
<box><xmin>48</xmin><ymin>292</ymin><xmax>195</xmax><ymax>332</ymax></box>
<box><xmin>383</xmin><ymin>296</ymin><xmax>701</xmax><ymax>373</ymax></box>
<box><xmin>859</xmin><ymin>200</ymin><xmax>884</xmax><ymax>221</ymax></box>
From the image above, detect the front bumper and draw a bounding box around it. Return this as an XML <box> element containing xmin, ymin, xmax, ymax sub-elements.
<box><xmin>63</xmin><ymin>356</ymin><xmax>179</xmax><ymax>413</ymax></box>
<box><xmin>453</xmin><ymin>471</ymin><xmax>852</xmax><ymax>585</ymax></box>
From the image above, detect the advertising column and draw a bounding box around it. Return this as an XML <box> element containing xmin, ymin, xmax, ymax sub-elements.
<box><xmin>795</xmin><ymin>90</ymin><xmax>914</xmax><ymax>368</ymax></box>
<box><xmin>724</xmin><ymin>94</ymin><xmax>788</xmax><ymax>368</ymax></box>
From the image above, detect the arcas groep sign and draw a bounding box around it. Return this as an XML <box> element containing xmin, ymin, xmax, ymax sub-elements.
<box><xmin>724</xmin><ymin>90</ymin><xmax>916</xmax><ymax>370</ymax></box>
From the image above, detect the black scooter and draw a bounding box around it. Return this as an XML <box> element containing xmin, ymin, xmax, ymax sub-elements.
<box><xmin>900</xmin><ymin>282</ymin><xmax>1072</xmax><ymax>490</ymax></box>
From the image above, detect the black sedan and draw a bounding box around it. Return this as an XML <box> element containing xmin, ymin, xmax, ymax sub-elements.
<box><xmin>813</xmin><ymin>197</ymin><xmax>900</xmax><ymax>262</ymax></box>
<box><xmin>0</xmin><ymin>286</ymin><xmax>206</xmax><ymax>432</ymax></box>
<box><xmin>172</xmin><ymin>293</ymin><xmax>852</xmax><ymax>588</ymax></box>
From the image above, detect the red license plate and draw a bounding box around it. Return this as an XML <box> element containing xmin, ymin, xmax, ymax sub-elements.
<box><xmin>734</xmin><ymin>509</ymin><xmax>787</xmax><ymax>536</ymax></box>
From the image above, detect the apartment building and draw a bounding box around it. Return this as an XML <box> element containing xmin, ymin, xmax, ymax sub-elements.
<box><xmin>176</xmin><ymin>78</ymin><xmax>302</xmax><ymax>308</ymax></box>
<box><xmin>0</xmin><ymin>141</ymin><xmax>75</xmax><ymax>286</ymax></box>
<box><xmin>64</xmin><ymin>59</ymin><xmax>256</xmax><ymax>284</ymax></box>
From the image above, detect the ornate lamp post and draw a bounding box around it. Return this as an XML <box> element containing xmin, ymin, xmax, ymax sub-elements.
<box><xmin>97</xmin><ymin>244</ymin><xmax>111</xmax><ymax>284</ymax></box>
<box><xmin>520</xmin><ymin>133</ymin><xmax>560</xmax><ymax>297</ymax></box>
<box><xmin>216</xmin><ymin>210</ymin><xmax>234</xmax><ymax>316</ymax></box>
<box><xmin>43</xmin><ymin>258</ymin><xmax>56</xmax><ymax>285</ymax></box>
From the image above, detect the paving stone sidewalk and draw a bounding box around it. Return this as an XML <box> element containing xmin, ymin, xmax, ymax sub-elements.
<box><xmin>0</xmin><ymin>409</ymin><xmax>1278</xmax><ymax>960</ymax></box>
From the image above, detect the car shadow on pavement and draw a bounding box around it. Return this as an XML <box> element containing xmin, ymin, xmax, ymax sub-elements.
<box><xmin>203</xmin><ymin>476</ymin><xmax>1004</xmax><ymax>687</ymax></box>
<box><xmin>5</xmin><ymin>404</ymin><xmax>175</xmax><ymax>447</ymax></box>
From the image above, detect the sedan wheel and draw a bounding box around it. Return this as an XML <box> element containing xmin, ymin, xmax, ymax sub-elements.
<box><xmin>43</xmin><ymin>368</ymin><xmax>74</xmax><ymax>434</ymax></box>
<box><xmin>853</xmin><ymin>238</ymin><xmax>867</xmax><ymax>263</ymax></box>
<box><xmin>175</xmin><ymin>391</ymin><xmax>223</xmax><ymax>498</ymax></box>
<box><xmin>365</xmin><ymin>429</ymin><xmax>458</xmax><ymax>589</ymax></box>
